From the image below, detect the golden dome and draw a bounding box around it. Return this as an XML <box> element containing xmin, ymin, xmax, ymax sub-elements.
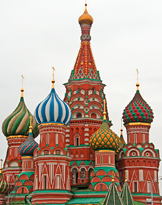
<box><xmin>78</xmin><ymin>4</ymin><xmax>93</xmax><ymax>26</ymax></box>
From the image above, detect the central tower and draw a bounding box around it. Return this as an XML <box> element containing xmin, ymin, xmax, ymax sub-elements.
<box><xmin>64</xmin><ymin>4</ymin><xmax>112</xmax><ymax>187</ymax></box>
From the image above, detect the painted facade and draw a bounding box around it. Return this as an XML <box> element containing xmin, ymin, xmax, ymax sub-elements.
<box><xmin>0</xmin><ymin>3</ymin><xmax>161</xmax><ymax>205</ymax></box>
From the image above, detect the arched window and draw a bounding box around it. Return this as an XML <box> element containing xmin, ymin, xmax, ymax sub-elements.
<box><xmin>26</xmin><ymin>161</ymin><xmax>28</xmax><ymax>169</ymax></box>
<box><xmin>101</xmin><ymin>156</ymin><xmax>103</xmax><ymax>164</ymax></box>
<box><xmin>76</xmin><ymin>113</ymin><xmax>82</xmax><ymax>118</ymax></box>
<box><xmin>22</xmin><ymin>187</ymin><xmax>24</xmax><ymax>193</ymax></box>
<box><xmin>56</xmin><ymin>133</ymin><xmax>58</xmax><ymax>145</ymax></box>
<box><xmin>88</xmin><ymin>168</ymin><xmax>93</xmax><ymax>180</ymax></box>
<box><xmin>72</xmin><ymin>168</ymin><xmax>78</xmax><ymax>184</ymax></box>
<box><xmin>76</xmin><ymin>137</ymin><xmax>79</xmax><ymax>146</ymax></box>
<box><xmin>47</xmin><ymin>133</ymin><xmax>49</xmax><ymax>144</ymax></box>
<box><xmin>100</xmin><ymin>184</ymin><xmax>103</xmax><ymax>190</ymax></box>
<box><xmin>134</xmin><ymin>134</ymin><xmax>137</xmax><ymax>143</ymax></box>
<box><xmin>91</xmin><ymin>113</ymin><xmax>97</xmax><ymax>118</ymax></box>
<box><xmin>80</xmin><ymin>168</ymin><xmax>86</xmax><ymax>178</ymax></box>
<box><xmin>143</xmin><ymin>134</ymin><xmax>145</xmax><ymax>142</ymax></box>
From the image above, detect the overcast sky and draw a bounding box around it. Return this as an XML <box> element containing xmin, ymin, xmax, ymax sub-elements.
<box><xmin>0</xmin><ymin>0</ymin><xmax>162</xmax><ymax>195</ymax></box>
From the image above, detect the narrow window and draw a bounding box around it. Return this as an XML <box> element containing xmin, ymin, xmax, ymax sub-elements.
<box><xmin>143</xmin><ymin>134</ymin><xmax>145</xmax><ymax>143</ymax></box>
<box><xmin>134</xmin><ymin>182</ymin><xmax>137</xmax><ymax>192</ymax></box>
<box><xmin>44</xmin><ymin>176</ymin><xmax>47</xmax><ymax>189</ymax></box>
<box><xmin>76</xmin><ymin>137</ymin><xmax>79</xmax><ymax>146</ymax></box>
<box><xmin>47</xmin><ymin>133</ymin><xmax>49</xmax><ymax>144</ymax></box>
<box><xmin>15</xmin><ymin>148</ymin><xmax>17</xmax><ymax>157</ymax></box>
<box><xmin>26</xmin><ymin>161</ymin><xmax>28</xmax><ymax>169</ymax></box>
<box><xmin>147</xmin><ymin>181</ymin><xmax>151</xmax><ymax>193</ymax></box>
<box><xmin>109</xmin><ymin>155</ymin><xmax>111</xmax><ymax>164</ymax></box>
<box><xmin>126</xmin><ymin>170</ymin><xmax>129</xmax><ymax>181</ymax></box>
<box><xmin>101</xmin><ymin>156</ymin><xmax>103</xmax><ymax>164</ymax></box>
<box><xmin>22</xmin><ymin>187</ymin><xmax>24</xmax><ymax>193</ymax></box>
<box><xmin>154</xmin><ymin>171</ymin><xmax>157</xmax><ymax>181</ymax></box>
<box><xmin>139</xmin><ymin>170</ymin><xmax>143</xmax><ymax>181</ymax></box>
<box><xmin>128</xmin><ymin>134</ymin><xmax>130</xmax><ymax>143</ymax></box>
<box><xmin>56</xmin><ymin>175</ymin><xmax>60</xmax><ymax>189</ymax></box>
<box><xmin>134</xmin><ymin>134</ymin><xmax>137</xmax><ymax>143</ymax></box>
<box><xmin>56</xmin><ymin>133</ymin><xmax>58</xmax><ymax>145</ymax></box>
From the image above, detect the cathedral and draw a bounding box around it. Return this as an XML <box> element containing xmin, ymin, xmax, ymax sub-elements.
<box><xmin>0</xmin><ymin>3</ymin><xmax>161</xmax><ymax>205</ymax></box>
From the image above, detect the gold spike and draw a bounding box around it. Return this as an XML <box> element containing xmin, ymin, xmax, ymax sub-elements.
<box><xmin>136</xmin><ymin>69</ymin><xmax>140</xmax><ymax>91</ymax></box>
<box><xmin>21</xmin><ymin>75</ymin><xmax>24</xmax><ymax>97</ymax></box>
<box><xmin>0</xmin><ymin>159</ymin><xmax>3</xmax><ymax>174</ymax></box>
<box><xmin>103</xmin><ymin>99</ymin><xmax>106</xmax><ymax>120</ymax></box>
<box><xmin>52</xmin><ymin>66</ymin><xmax>55</xmax><ymax>88</ymax></box>
<box><xmin>29</xmin><ymin>116</ymin><xmax>33</xmax><ymax>133</ymax></box>
<box><xmin>120</xmin><ymin>118</ymin><xmax>123</xmax><ymax>135</ymax></box>
<box><xmin>112</xmin><ymin>174</ymin><xmax>114</xmax><ymax>182</ymax></box>
<box><xmin>125</xmin><ymin>170</ymin><xmax>127</xmax><ymax>182</ymax></box>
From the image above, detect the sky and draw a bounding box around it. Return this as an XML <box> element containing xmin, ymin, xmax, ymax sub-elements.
<box><xmin>0</xmin><ymin>0</ymin><xmax>162</xmax><ymax>195</ymax></box>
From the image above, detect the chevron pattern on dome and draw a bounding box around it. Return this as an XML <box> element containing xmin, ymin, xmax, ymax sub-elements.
<box><xmin>19</xmin><ymin>132</ymin><xmax>38</xmax><ymax>156</ymax></box>
<box><xmin>122</xmin><ymin>90</ymin><xmax>154</xmax><ymax>125</ymax></box>
<box><xmin>89</xmin><ymin>120</ymin><xmax>121</xmax><ymax>151</ymax></box>
<box><xmin>103</xmin><ymin>182</ymin><xmax>124</xmax><ymax>205</ymax></box>
<box><xmin>34</xmin><ymin>88</ymin><xmax>71</xmax><ymax>125</ymax></box>
<box><xmin>2</xmin><ymin>97</ymin><xmax>39</xmax><ymax>138</ymax></box>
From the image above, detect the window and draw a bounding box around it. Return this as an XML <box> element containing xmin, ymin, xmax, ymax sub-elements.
<box><xmin>76</xmin><ymin>137</ymin><xmax>79</xmax><ymax>146</ymax></box>
<box><xmin>143</xmin><ymin>134</ymin><xmax>145</xmax><ymax>142</ymax></box>
<box><xmin>76</xmin><ymin>113</ymin><xmax>82</xmax><ymax>118</ymax></box>
<box><xmin>139</xmin><ymin>170</ymin><xmax>143</xmax><ymax>181</ymax></box>
<box><xmin>101</xmin><ymin>156</ymin><xmax>103</xmax><ymax>164</ymax></box>
<box><xmin>56</xmin><ymin>175</ymin><xmax>60</xmax><ymax>189</ymax></box>
<box><xmin>78</xmin><ymin>97</ymin><xmax>80</xmax><ymax>100</ymax></box>
<box><xmin>134</xmin><ymin>182</ymin><xmax>137</xmax><ymax>192</ymax></box>
<box><xmin>44</xmin><ymin>176</ymin><xmax>47</xmax><ymax>189</ymax></box>
<box><xmin>56</xmin><ymin>133</ymin><xmax>58</xmax><ymax>145</ymax></box>
<box><xmin>126</xmin><ymin>170</ymin><xmax>129</xmax><ymax>181</ymax></box>
<box><xmin>109</xmin><ymin>155</ymin><xmax>111</xmax><ymax>164</ymax></box>
<box><xmin>22</xmin><ymin>187</ymin><xmax>24</xmax><ymax>193</ymax></box>
<box><xmin>154</xmin><ymin>171</ymin><xmax>157</xmax><ymax>181</ymax></box>
<box><xmin>47</xmin><ymin>133</ymin><xmax>49</xmax><ymax>144</ymax></box>
<box><xmin>134</xmin><ymin>134</ymin><xmax>137</xmax><ymax>143</ymax></box>
<box><xmin>147</xmin><ymin>181</ymin><xmax>151</xmax><ymax>193</ymax></box>
<box><xmin>15</xmin><ymin>148</ymin><xmax>17</xmax><ymax>157</ymax></box>
<box><xmin>80</xmin><ymin>168</ymin><xmax>86</xmax><ymax>178</ymax></box>
<box><xmin>56</xmin><ymin>150</ymin><xmax>60</xmax><ymax>155</ymax></box>
<box><xmin>26</xmin><ymin>161</ymin><xmax>28</xmax><ymax>169</ymax></box>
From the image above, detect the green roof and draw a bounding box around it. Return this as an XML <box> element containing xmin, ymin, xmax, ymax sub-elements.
<box><xmin>103</xmin><ymin>182</ymin><xmax>124</xmax><ymax>205</ymax></box>
<box><xmin>121</xmin><ymin>182</ymin><xmax>134</xmax><ymax>205</ymax></box>
<box><xmin>66</xmin><ymin>197</ymin><xmax>104</xmax><ymax>204</ymax></box>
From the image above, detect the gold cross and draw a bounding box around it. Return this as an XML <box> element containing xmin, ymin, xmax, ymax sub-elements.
<box><xmin>52</xmin><ymin>66</ymin><xmax>55</xmax><ymax>81</ymax></box>
<box><xmin>29</xmin><ymin>116</ymin><xmax>33</xmax><ymax>127</ymax></box>
<box><xmin>136</xmin><ymin>69</ymin><xmax>139</xmax><ymax>84</ymax></box>
<box><xmin>21</xmin><ymin>75</ymin><xmax>24</xmax><ymax>89</ymax></box>
<box><xmin>121</xmin><ymin>118</ymin><xmax>123</xmax><ymax>130</ymax></box>
<box><xmin>103</xmin><ymin>99</ymin><xmax>106</xmax><ymax>120</ymax></box>
<box><xmin>0</xmin><ymin>159</ymin><xmax>3</xmax><ymax>169</ymax></box>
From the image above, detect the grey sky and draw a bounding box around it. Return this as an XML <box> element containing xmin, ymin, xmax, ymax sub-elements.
<box><xmin>0</xmin><ymin>0</ymin><xmax>162</xmax><ymax>194</ymax></box>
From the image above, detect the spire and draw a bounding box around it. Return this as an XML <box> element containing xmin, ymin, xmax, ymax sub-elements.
<box><xmin>125</xmin><ymin>170</ymin><xmax>127</xmax><ymax>182</ymax></box>
<box><xmin>136</xmin><ymin>69</ymin><xmax>139</xmax><ymax>91</ymax></box>
<box><xmin>103</xmin><ymin>99</ymin><xmax>106</xmax><ymax>120</ymax></box>
<box><xmin>120</xmin><ymin>118</ymin><xmax>126</xmax><ymax>146</ymax></box>
<box><xmin>29</xmin><ymin>116</ymin><xmax>33</xmax><ymax>133</ymax></box>
<box><xmin>121</xmin><ymin>177</ymin><xmax>135</xmax><ymax>205</ymax></box>
<box><xmin>68</xmin><ymin>3</ymin><xmax>100</xmax><ymax>81</ymax></box>
<box><xmin>52</xmin><ymin>66</ymin><xmax>55</xmax><ymax>89</ymax></box>
<box><xmin>21</xmin><ymin>75</ymin><xmax>24</xmax><ymax>97</ymax></box>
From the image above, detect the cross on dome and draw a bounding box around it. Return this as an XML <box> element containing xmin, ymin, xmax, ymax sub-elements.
<box><xmin>52</xmin><ymin>66</ymin><xmax>55</xmax><ymax>88</ymax></box>
<box><xmin>21</xmin><ymin>75</ymin><xmax>24</xmax><ymax>97</ymax></box>
<box><xmin>136</xmin><ymin>69</ymin><xmax>140</xmax><ymax>90</ymax></box>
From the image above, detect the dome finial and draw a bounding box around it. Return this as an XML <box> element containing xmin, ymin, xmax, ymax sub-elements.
<box><xmin>21</xmin><ymin>75</ymin><xmax>24</xmax><ymax>97</ymax></box>
<box><xmin>136</xmin><ymin>69</ymin><xmax>139</xmax><ymax>91</ymax></box>
<box><xmin>78</xmin><ymin>2</ymin><xmax>93</xmax><ymax>26</ymax></box>
<box><xmin>125</xmin><ymin>170</ymin><xmax>127</xmax><ymax>182</ymax></box>
<box><xmin>29</xmin><ymin>116</ymin><xmax>33</xmax><ymax>133</ymax></box>
<box><xmin>120</xmin><ymin>118</ymin><xmax>123</xmax><ymax>135</ymax></box>
<box><xmin>52</xmin><ymin>66</ymin><xmax>55</xmax><ymax>89</ymax></box>
<box><xmin>0</xmin><ymin>159</ymin><xmax>2</xmax><ymax>174</ymax></box>
<box><xmin>103</xmin><ymin>99</ymin><xmax>106</xmax><ymax>120</ymax></box>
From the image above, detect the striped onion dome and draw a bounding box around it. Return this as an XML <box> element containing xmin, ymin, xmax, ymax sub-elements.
<box><xmin>122</xmin><ymin>89</ymin><xmax>154</xmax><ymax>125</ymax></box>
<box><xmin>0</xmin><ymin>170</ymin><xmax>10</xmax><ymax>194</ymax></box>
<box><xmin>34</xmin><ymin>88</ymin><xmax>71</xmax><ymax>125</ymax></box>
<box><xmin>89</xmin><ymin>119</ymin><xmax>121</xmax><ymax>152</ymax></box>
<box><xmin>19</xmin><ymin>127</ymin><xmax>38</xmax><ymax>156</ymax></box>
<box><xmin>2</xmin><ymin>93</ymin><xmax>39</xmax><ymax>138</ymax></box>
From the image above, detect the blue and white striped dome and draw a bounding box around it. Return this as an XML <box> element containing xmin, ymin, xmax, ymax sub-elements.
<box><xmin>34</xmin><ymin>88</ymin><xmax>71</xmax><ymax>125</ymax></box>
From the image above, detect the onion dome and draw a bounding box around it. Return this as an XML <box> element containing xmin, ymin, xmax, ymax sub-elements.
<box><xmin>2</xmin><ymin>87</ymin><xmax>39</xmax><ymax>138</ymax></box>
<box><xmin>79</xmin><ymin>4</ymin><xmax>93</xmax><ymax>26</ymax></box>
<box><xmin>90</xmin><ymin>100</ymin><xmax>121</xmax><ymax>151</ymax></box>
<box><xmin>122</xmin><ymin>82</ymin><xmax>154</xmax><ymax>125</ymax></box>
<box><xmin>34</xmin><ymin>68</ymin><xmax>72</xmax><ymax>125</ymax></box>
<box><xmin>0</xmin><ymin>162</ymin><xmax>10</xmax><ymax>194</ymax></box>
<box><xmin>19</xmin><ymin>118</ymin><xmax>38</xmax><ymax>156</ymax></box>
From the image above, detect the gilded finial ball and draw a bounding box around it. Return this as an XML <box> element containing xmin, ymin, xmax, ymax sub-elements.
<box><xmin>78</xmin><ymin>4</ymin><xmax>93</xmax><ymax>26</ymax></box>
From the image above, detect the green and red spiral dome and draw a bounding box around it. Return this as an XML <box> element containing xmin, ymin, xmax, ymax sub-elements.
<box><xmin>122</xmin><ymin>89</ymin><xmax>154</xmax><ymax>125</ymax></box>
